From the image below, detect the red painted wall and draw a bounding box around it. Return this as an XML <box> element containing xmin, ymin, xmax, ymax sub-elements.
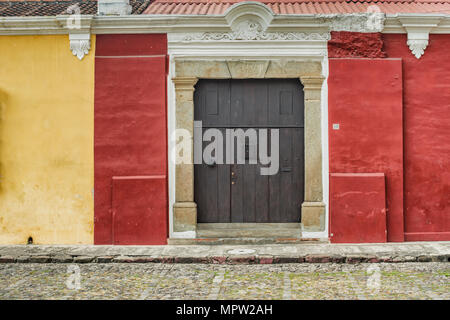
<box><xmin>330</xmin><ymin>173</ymin><xmax>387</xmax><ymax>243</ymax></box>
<box><xmin>94</xmin><ymin>34</ymin><xmax>168</xmax><ymax>245</ymax></box>
<box><xmin>383</xmin><ymin>34</ymin><xmax>450</xmax><ymax>241</ymax></box>
<box><xmin>328</xmin><ymin>58</ymin><xmax>404</xmax><ymax>242</ymax></box>
<box><xmin>112</xmin><ymin>176</ymin><xmax>167</xmax><ymax>245</ymax></box>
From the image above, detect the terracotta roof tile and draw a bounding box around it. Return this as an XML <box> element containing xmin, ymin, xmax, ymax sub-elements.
<box><xmin>2</xmin><ymin>0</ymin><xmax>450</xmax><ymax>16</ymax></box>
<box><xmin>0</xmin><ymin>0</ymin><xmax>152</xmax><ymax>16</ymax></box>
<box><xmin>143</xmin><ymin>0</ymin><xmax>450</xmax><ymax>15</ymax></box>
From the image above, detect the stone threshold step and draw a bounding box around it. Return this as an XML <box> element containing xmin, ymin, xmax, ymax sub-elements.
<box><xmin>167</xmin><ymin>237</ymin><xmax>324</xmax><ymax>245</ymax></box>
<box><xmin>196</xmin><ymin>223</ymin><xmax>302</xmax><ymax>238</ymax></box>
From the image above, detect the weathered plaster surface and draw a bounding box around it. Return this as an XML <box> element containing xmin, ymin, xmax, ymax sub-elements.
<box><xmin>328</xmin><ymin>58</ymin><xmax>404</xmax><ymax>242</ymax></box>
<box><xmin>328</xmin><ymin>31</ymin><xmax>387</xmax><ymax>58</ymax></box>
<box><xmin>94</xmin><ymin>34</ymin><xmax>168</xmax><ymax>244</ymax></box>
<box><xmin>0</xmin><ymin>35</ymin><xmax>95</xmax><ymax>244</ymax></box>
<box><xmin>384</xmin><ymin>34</ymin><xmax>450</xmax><ymax>241</ymax></box>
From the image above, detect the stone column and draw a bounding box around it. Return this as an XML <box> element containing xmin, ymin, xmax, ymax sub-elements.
<box><xmin>172</xmin><ymin>77</ymin><xmax>198</xmax><ymax>232</ymax></box>
<box><xmin>300</xmin><ymin>76</ymin><xmax>325</xmax><ymax>232</ymax></box>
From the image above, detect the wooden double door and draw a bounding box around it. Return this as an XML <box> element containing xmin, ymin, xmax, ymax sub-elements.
<box><xmin>194</xmin><ymin>79</ymin><xmax>305</xmax><ymax>223</ymax></box>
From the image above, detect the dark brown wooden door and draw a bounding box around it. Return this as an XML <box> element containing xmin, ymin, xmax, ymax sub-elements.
<box><xmin>194</xmin><ymin>79</ymin><xmax>304</xmax><ymax>223</ymax></box>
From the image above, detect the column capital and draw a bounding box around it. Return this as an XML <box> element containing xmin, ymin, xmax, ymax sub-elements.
<box><xmin>300</xmin><ymin>76</ymin><xmax>325</xmax><ymax>90</ymax></box>
<box><xmin>172</xmin><ymin>77</ymin><xmax>198</xmax><ymax>91</ymax></box>
<box><xmin>301</xmin><ymin>76</ymin><xmax>324</xmax><ymax>101</ymax></box>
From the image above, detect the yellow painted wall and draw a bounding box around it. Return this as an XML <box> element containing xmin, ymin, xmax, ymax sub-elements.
<box><xmin>0</xmin><ymin>35</ymin><xmax>95</xmax><ymax>244</ymax></box>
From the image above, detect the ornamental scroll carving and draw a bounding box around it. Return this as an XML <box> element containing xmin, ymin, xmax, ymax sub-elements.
<box><xmin>183</xmin><ymin>21</ymin><xmax>331</xmax><ymax>41</ymax></box>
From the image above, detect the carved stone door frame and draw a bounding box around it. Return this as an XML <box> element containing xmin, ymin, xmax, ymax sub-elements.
<box><xmin>171</xmin><ymin>59</ymin><xmax>326</xmax><ymax>235</ymax></box>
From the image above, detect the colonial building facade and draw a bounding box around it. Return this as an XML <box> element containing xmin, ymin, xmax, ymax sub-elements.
<box><xmin>0</xmin><ymin>0</ymin><xmax>449</xmax><ymax>244</ymax></box>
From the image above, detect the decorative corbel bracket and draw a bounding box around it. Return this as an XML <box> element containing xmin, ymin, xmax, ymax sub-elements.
<box><xmin>55</xmin><ymin>15</ymin><xmax>92</xmax><ymax>60</ymax></box>
<box><xmin>69</xmin><ymin>33</ymin><xmax>91</xmax><ymax>60</ymax></box>
<box><xmin>399</xmin><ymin>16</ymin><xmax>442</xmax><ymax>59</ymax></box>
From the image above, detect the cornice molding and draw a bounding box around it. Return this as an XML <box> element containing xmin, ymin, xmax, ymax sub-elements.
<box><xmin>383</xmin><ymin>13</ymin><xmax>449</xmax><ymax>33</ymax></box>
<box><xmin>0</xmin><ymin>12</ymin><xmax>449</xmax><ymax>36</ymax></box>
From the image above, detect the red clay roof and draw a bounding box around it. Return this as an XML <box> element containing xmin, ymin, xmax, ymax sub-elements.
<box><xmin>1</xmin><ymin>0</ymin><xmax>450</xmax><ymax>16</ymax></box>
<box><xmin>144</xmin><ymin>0</ymin><xmax>450</xmax><ymax>15</ymax></box>
<box><xmin>0</xmin><ymin>0</ymin><xmax>151</xmax><ymax>16</ymax></box>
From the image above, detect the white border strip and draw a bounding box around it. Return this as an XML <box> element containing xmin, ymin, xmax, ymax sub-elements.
<box><xmin>1</xmin><ymin>14</ymin><xmax>450</xmax><ymax>35</ymax></box>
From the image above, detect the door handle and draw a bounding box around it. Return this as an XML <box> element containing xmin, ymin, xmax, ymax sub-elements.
<box><xmin>281</xmin><ymin>167</ymin><xmax>292</xmax><ymax>172</ymax></box>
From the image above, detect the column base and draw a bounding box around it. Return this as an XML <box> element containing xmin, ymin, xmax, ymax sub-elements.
<box><xmin>173</xmin><ymin>202</ymin><xmax>197</xmax><ymax>232</ymax></box>
<box><xmin>301</xmin><ymin>202</ymin><xmax>325</xmax><ymax>232</ymax></box>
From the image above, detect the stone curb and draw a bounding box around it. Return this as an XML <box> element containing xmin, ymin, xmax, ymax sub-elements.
<box><xmin>0</xmin><ymin>254</ymin><xmax>448</xmax><ymax>264</ymax></box>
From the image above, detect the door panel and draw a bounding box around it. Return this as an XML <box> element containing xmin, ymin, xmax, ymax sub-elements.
<box><xmin>194</xmin><ymin>128</ymin><xmax>231</xmax><ymax>223</ymax></box>
<box><xmin>194</xmin><ymin>79</ymin><xmax>304</xmax><ymax>223</ymax></box>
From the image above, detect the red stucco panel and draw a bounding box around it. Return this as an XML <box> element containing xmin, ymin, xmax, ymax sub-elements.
<box><xmin>95</xmin><ymin>34</ymin><xmax>167</xmax><ymax>56</ymax></box>
<box><xmin>112</xmin><ymin>176</ymin><xmax>167</xmax><ymax>245</ymax></box>
<box><xmin>330</xmin><ymin>173</ymin><xmax>387</xmax><ymax>243</ymax></box>
<box><xmin>328</xmin><ymin>58</ymin><xmax>404</xmax><ymax>242</ymax></box>
<box><xmin>94</xmin><ymin>34</ymin><xmax>168</xmax><ymax>244</ymax></box>
<box><xmin>384</xmin><ymin>34</ymin><xmax>450</xmax><ymax>241</ymax></box>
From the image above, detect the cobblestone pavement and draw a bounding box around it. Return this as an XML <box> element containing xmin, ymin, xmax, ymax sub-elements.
<box><xmin>0</xmin><ymin>263</ymin><xmax>448</xmax><ymax>300</ymax></box>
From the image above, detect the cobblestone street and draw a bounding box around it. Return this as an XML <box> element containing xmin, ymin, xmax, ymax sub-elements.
<box><xmin>0</xmin><ymin>263</ymin><xmax>448</xmax><ymax>300</ymax></box>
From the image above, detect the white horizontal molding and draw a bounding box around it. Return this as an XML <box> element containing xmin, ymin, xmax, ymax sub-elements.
<box><xmin>384</xmin><ymin>13</ymin><xmax>448</xmax><ymax>33</ymax></box>
<box><xmin>178</xmin><ymin>29</ymin><xmax>330</xmax><ymax>41</ymax></box>
<box><xmin>168</xmin><ymin>47</ymin><xmax>328</xmax><ymax>61</ymax></box>
<box><xmin>0</xmin><ymin>15</ymin><xmax>93</xmax><ymax>35</ymax></box>
<box><xmin>0</xmin><ymin>11</ymin><xmax>450</xmax><ymax>36</ymax></box>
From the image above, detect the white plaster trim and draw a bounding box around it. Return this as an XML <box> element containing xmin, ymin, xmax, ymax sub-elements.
<box><xmin>315</xmin><ymin>55</ymin><xmax>330</xmax><ymax>240</ymax></box>
<box><xmin>398</xmin><ymin>16</ymin><xmax>442</xmax><ymax>59</ymax></box>
<box><xmin>167</xmin><ymin>39</ymin><xmax>328</xmax><ymax>60</ymax></box>
<box><xmin>384</xmin><ymin>13</ymin><xmax>449</xmax><ymax>33</ymax></box>
<box><xmin>167</xmin><ymin>55</ymin><xmax>177</xmax><ymax>239</ymax></box>
<box><xmin>69</xmin><ymin>33</ymin><xmax>91</xmax><ymax>60</ymax></box>
<box><xmin>1</xmin><ymin>13</ymin><xmax>450</xmax><ymax>36</ymax></box>
<box><xmin>318</xmin><ymin>13</ymin><xmax>385</xmax><ymax>33</ymax></box>
<box><xmin>181</xmin><ymin>29</ymin><xmax>330</xmax><ymax>41</ymax></box>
